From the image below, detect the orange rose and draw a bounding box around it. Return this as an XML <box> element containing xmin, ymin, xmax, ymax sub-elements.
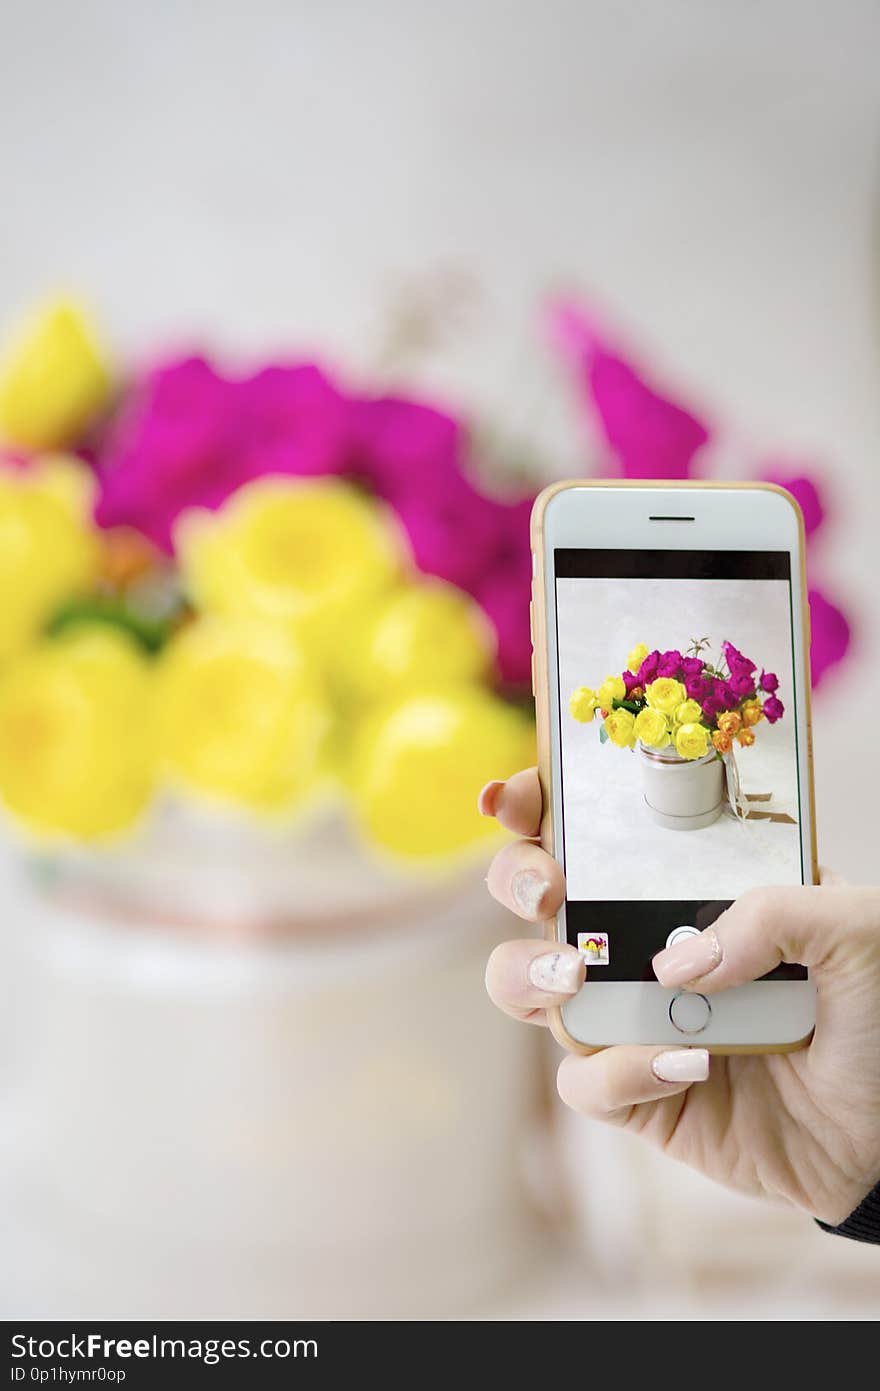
<box><xmin>717</xmin><ymin>710</ymin><xmax>741</xmax><ymax>737</ymax></box>
<box><xmin>741</xmin><ymin>699</ymin><xmax>763</xmax><ymax>727</ymax></box>
<box><xmin>737</xmin><ymin>727</ymin><xmax>756</xmax><ymax>748</ymax></box>
<box><xmin>712</xmin><ymin>729</ymin><xmax>732</xmax><ymax>755</ymax></box>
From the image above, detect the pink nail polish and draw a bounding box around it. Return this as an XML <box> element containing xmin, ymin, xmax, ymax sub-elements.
<box><xmin>478</xmin><ymin>780</ymin><xmax>504</xmax><ymax>817</ymax></box>
<box><xmin>653</xmin><ymin>927</ymin><xmax>722</xmax><ymax>988</ymax></box>
<box><xmin>651</xmin><ymin>1049</ymin><xmax>709</xmax><ymax>1083</ymax></box>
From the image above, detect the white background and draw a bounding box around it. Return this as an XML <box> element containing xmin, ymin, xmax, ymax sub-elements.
<box><xmin>557</xmin><ymin>576</ymin><xmax>801</xmax><ymax>899</ymax></box>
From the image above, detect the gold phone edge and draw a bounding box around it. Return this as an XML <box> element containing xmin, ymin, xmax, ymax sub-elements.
<box><xmin>529</xmin><ymin>479</ymin><xmax>819</xmax><ymax>1057</ymax></box>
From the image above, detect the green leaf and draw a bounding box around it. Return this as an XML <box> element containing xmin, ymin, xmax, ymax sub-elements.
<box><xmin>45</xmin><ymin>596</ymin><xmax>173</xmax><ymax>654</ymax></box>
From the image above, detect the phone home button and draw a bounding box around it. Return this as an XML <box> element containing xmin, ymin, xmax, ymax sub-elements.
<box><xmin>669</xmin><ymin>992</ymin><xmax>712</xmax><ymax>1035</ymax></box>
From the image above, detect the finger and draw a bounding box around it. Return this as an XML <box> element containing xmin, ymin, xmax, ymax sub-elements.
<box><xmin>486</xmin><ymin>838</ymin><xmax>566</xmax><ymax>922</ymax></box>
<box><xmin>485</xmin><ymin>939</ymin><xmax>584</xmax><ymax>1023</ymax></box>
<box><xmin>557</xmin><ymin>1045</ymin><xmax>709</xmax><ymax>1121</ymax></box>
<box><xmin>478</xmin><ymin>767</ymin><xmax>542</xmax><ymax>837</ymax></box>
<box><xmin>651</xmin><ymin>883</ymin><xmax>873</xmax><ymax>994</ymax></box>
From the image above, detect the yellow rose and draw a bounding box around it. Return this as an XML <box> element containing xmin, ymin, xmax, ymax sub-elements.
<box><xmin>627</xmin><ymin>642</ymin><xmax>649</xmax><ymax>675</ymax></box>
<box><xmin>176</xmin><ymin>478</ymin><xmax>404</xmax><ymax>657</ymax></box>
<box><xmin>569</xmin><ymin>686</ymin><xmax>599</xmax><ymax>723</ymax></box>
<box><xmin>633</xmin><ymin>706</ymin><xmax>669</xmax><ymax>748</ymax></box>
<box><xmin>0</xmin><ymin>456</ymin><xmax>100</xmax><ymax>660</ymax></box>
<box><xmin>350</xmin><ymin>687</ymin><xmax>535</xmax><ymax>858</ymax></box>
<box><xmin>596</xmin><ymin>674</ymin><xmax>626</xmax><ymax>709</ymax></box>
<box><xmin>604</xmin><ymin>707</ymin><xmax>636</xmax><ymax>748</ymax></box>
<box><xmin>155</xmin><ymin>616</ymin><xmax>326</xmax><ymax>813</ymax></box>
<box><xmin>645</xmin><ymin>677</ymin><xmax>686</xmax><ymax>717</ymax></box>
<box><xmin>674</xmin><ymin>698</ymin><xmax>704</xmax><ymax>726</ymax></box>
<box><xmin>334</xmin><ymin>580</ymin><xmax>494</xmax><ymax>701</ymax></box>
<box><xmin>0</xmin><ymin>629</ymin><xmax>153</xmax><ymax>839</ymax></box>
<box><xmin>674</xmin><ymin>721</ymin><xmax>710</xmax><ymax>761</ymax></box>
<box><xmin>0</xmin><ymin>299</ymin><xmax>110</xmax><ymax>450</ymax></box>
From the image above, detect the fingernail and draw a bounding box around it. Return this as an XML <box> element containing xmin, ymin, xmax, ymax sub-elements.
<box><xmin>478</xmin><ymin>780</ymin><xmax>504</xmax><ymax>817</ymax></box>
<box><xmin>528</xmin><ymin>950</ymin><xmax>585</xmax><ymax>995</ymax></box>
<box><xmin>651</xmin><ymin>1049</ymin><xmax>710</xmax><ymax>1083</ymax></box>
<box><xmin>511</xmin><ymin>869</ymin><xmax>552</xmax><ymax>918</ymax></box>
<box><xmin>653</xmin><ymin>926</ymin><xmax>722</xmax><ymax>988</ymax></box>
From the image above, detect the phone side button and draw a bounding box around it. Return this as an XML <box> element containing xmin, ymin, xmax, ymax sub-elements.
<box><xmin>530</xmin><ymin>651</ymin><xmax>536</xmax><ymax>696</ymax></box>
<box><xmin>669</xmin><ymin>992</ymin><xmax>711</xmax><ymax>1035</ymax></box>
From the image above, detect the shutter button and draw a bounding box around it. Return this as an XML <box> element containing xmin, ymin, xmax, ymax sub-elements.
<box><xmin>665</xmin><ymin>925</ymin><xmax>700</xmax><ymax>949</ymax></box>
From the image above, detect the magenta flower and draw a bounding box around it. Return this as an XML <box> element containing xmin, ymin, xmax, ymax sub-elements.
<box><xmin>808</xmin><ymin>587</ymin><xmax>852</xmax><ymax>689</ymax></box>
<box><xmin>394</xmin><ymin>475</ymin><xmax>513</xmax><ymax>593</ymax></box>
<box><xmin>350</xmin><ymin>396</ymin><xmax>463</xmax><ymax>505</ymax></box>
<box><xmin>637</xmin><ymin>650</ymin><xmax>661</xmax><ymax>685</ymax></box>
<box><xmin>713</xmin><ymin>678</ymin><xmax>739</xmax><ymax>710</ymax></box>
<box><xmin>657</xmin><ymin>649</ymin><xmax>684</xmax><ymax>679</ymax></box>
<box><xmin>685</xmin><ymin>673</ymin><xmax>710</xmax><ymax>702</ymax></box>
<box><xmin>763</xmin><ymin>695</ymin><xmax>785</xmax><ymax>723</ymax></box>
<box><xmin>701</xmin><ymin>696</ymin><xmax>723</xmax><ymax>723</ymax></box>
<box><xmin>759</xmin><ymin>670</ymin><xmax>778</xmax><ymax>693</ymax></box>
<box><xmin>475</xmin><ymin>560</ymin><xmax>532</xmax><ymax>687</ymax></box>
<box><xmin>95</xmin><ymin>356</ymin><xmax>350</xmax><ymax>552</ymax></box>
<box><xmin>680</xmin><ymin>656</ymin><xmax>704</xmax><ymax>679</ymax></box>
<box><xmin>547</xmin><ymin>300</ymin><xmax>711</xmax><ymax>479</ymax></box>
<box><xmin>233</xmin><ymin>364</ymin><xmax>350</xmax><ymax>484</ymax></box>
<box><xmin>721</xmin><ymin>641</ymin><xmax>756</xmax><ymax>677</ymax></box>
<box><xmin>728</xmin><ymin>671</ymin><xmax>756</xmax><ymax>699</ymax></box>
<box><xmin>623</xmin><ymin>668</ymin><xmax>642</xmax><ymax>695</ymax></box>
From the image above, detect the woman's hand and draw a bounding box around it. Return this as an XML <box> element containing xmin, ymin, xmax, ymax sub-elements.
<box><xmin>481</xmin><ymin>769</ymin><xmax>880</xmax><ymax>1225</ymax></box>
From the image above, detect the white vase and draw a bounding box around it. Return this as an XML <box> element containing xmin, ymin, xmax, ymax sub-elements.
<box><xmin>638</xmin><ymin>741</ymin><xmax>724</xmax><ymax>831</ymax></box>
<box><xmin>0</xmin><ymin>819</ymin><xmax>546</xmax><ymax>1320</ymax></box>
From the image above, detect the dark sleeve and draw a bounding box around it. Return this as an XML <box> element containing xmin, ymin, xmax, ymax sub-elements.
<box><xmin>817</xmin><ymin>1181</ymin><xmax>880</xmax><ymax>1245</ymax></box>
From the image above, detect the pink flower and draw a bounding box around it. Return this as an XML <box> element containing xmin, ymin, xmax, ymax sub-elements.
<box><xmin>350</xmin><ymin>397</ymin><xmax>463</xmax><ymax>504</ymax></box>
<box><xmin>680</xmin><ymin>656</ymin><xmax>704</xmax><ymax>678</ymax></box>
<box><xmin>623</xmin><ymin>668</ymin><xmax>642</xmax><ymax>695</ymax></box>
<box><xmin>657</xmin><ymin>649</ymin><xmax>684</xmax><ymax>679</ymax></box>
<box><xmin>763</xmin><ymin>695</ymin><xmax>785</xmax><ymax>723</ymax></box>
<box><xmin>233</xmin><ymin>364</ymin><xmax>350</xmax><ymax>484</ymax></box>
<box><xmin>394</xmin><ymin>475</ymin><xmax>513</xmax><ymax>593</ymax></box>
<box><xmin>721</xmin><ymin>641</ymin><xmax>756</xmax><ymax>677</ymax></box>
<box><xmin>728</xmin><ymin>671</ymin><xmax>756</xmax><ymax>699</ymax></box>
<box><xmin>808</xmin><ymin>587</ymin><xmax>851</xmax><ymax>689</ymax></box>
<box><xmin>759</xmin><ymin>670</ymin><xmax>778</xmax><ymax>693</ymax></box>
<box><xmin>713</xmin><ymin>678</ymin><xmax>739</xmax><ymax>710</ymax></box>
<box><xmin>701</xmin><ymin>696</ymin><xmax>723</xmax><ymax>723</ymax></box>
<box><xmin>547</xmin><ymin>300</ymin><xmax>711</xmax><ymax>479</ymax></box>
<box><xmin>637</xmin><ymin>650</ymin><xmax>661</xmax><ymax>685</ymax></box>
<box><xmin>476</xmin><ymin>560</ymin><xmax>532</xmax><ymax>687</ymax></box>
<box><xmin>95</xmin><ymin>356</ymin><xmax>350</xmax><ymax>552</ymax></box>
<box><xmin>685</xmin><ymin>673</ymin><xmax>710</xmax><ymax>702</ymax></box>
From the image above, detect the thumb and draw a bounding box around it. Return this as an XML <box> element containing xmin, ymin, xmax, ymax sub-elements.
<box><xmin>652</xmin><ymin>884</ymin><xmax>876</xmax><ymax>995</ymax></box>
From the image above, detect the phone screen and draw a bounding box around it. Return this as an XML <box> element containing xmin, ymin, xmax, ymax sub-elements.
<box><xmin>554</xmin><ymin>547</ymin><xmax>807</xmax><ymax>983</ymax></box>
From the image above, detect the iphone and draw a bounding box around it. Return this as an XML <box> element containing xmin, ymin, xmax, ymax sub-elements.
<box><xmin>531</xmin><ymin>481</ymin><xmax>817</xmax><ymax>1052</ymax></box>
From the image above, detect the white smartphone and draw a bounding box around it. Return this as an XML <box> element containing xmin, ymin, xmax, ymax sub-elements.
<box><xmin>531</xmin><ymin>481</ymin><xmax>817</xmax><ymax>1053</ymax></box>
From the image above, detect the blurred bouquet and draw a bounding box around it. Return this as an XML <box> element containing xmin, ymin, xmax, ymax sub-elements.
<box><xmin>0</xmin><ymin>299</ymin><xmax>535</xmax><ymax>861</ymax></box>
